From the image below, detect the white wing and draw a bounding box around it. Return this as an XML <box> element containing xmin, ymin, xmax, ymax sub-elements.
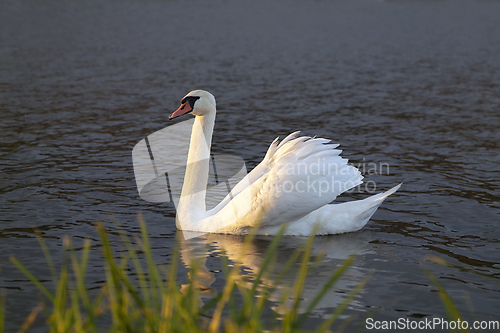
<box><xmin>210</xmin><ymin>132</ymin><xmax>363</xmax><ymax>232</ymax></box>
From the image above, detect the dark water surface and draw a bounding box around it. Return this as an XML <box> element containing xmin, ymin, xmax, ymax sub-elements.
<box><xmin>1</xmin><ymin>0</ymin><xmax>499</xmax><ymax>331</ymax></box>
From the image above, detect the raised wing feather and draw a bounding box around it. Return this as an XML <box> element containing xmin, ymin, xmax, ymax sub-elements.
<box><xmin>253</xmin><ymin>132</ymin><xmax>362</xmax><ymax>227</ymax></box>
<box><xmin>212</xmin><ymin>132</ymin><xmax>363</xmax><ymax>232</ymax></box>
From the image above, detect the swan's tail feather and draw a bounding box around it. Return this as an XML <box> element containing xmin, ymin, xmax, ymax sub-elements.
<box><xmin>362</xmin><ymin>183</ymin><xmax>401</xmax><ymax>206</ymax></box>
<box><xmin>337</xmin><ymin>183</ymin><xmax>402</xmax><ymax>233</ymax></box>
<box><xmin>282</xmin><ymin>184</ymin><xmax>402</xmax><ymax>236</ymax></box>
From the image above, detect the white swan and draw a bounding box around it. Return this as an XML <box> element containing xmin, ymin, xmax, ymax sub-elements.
<box><xmin>169</xmin><ymin>90</ymin><xmax>400</xmax><ymax>236</ymax></box>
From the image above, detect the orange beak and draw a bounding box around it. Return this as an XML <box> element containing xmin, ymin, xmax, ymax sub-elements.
<box><xmin>169</xmin><ymin>102</ymin><xmax>193</xmax><ymax>120</ymax></box>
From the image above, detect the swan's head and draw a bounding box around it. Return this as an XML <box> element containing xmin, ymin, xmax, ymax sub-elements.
<box><xmin>169</xmin><ymin>90</ymin><xmax>216</xmax><ymax>120</ymax></box>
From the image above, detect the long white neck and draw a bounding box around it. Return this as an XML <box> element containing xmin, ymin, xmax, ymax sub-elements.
<box><xmin>177</xmin><ymin>110</ymin><xmax>216</xmax><ymax>225</ymax></box>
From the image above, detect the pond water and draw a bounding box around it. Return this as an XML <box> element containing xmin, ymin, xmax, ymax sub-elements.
<box><xmin>1</xmin><ymin>0</ymin><xmax>499</xmax><ymax>331</ymax></box>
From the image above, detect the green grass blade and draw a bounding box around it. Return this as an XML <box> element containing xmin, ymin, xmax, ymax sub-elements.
<box><xmin>70</xmin><ymin>289</ymin><xmax>82</xmax><ymax>331</ymax></box>
<box><xmin>425</xmin><ymin>268</ymin><xmax>468</xmax><ymax>333</ymax></box>
<box><xmin>138</xmin><ymin>216</ymin><xmax>165</xmax><ymax>301</ymax></box>
<box><xmin>159</xmin><ymin>233</ymin><xmax>182</xmax><ymax>333</ymax></box>
<box><xmin>52</xmin><ymin>236</ymin><xmax>70</xmax><ymax>331</ymax></box>
<box><xmin>118</xmin><ymin>228</ymin><xmax>152</xmax><ymax>311</ymax></box>
<box><xmin>0</xmin><ymin>289</ymin><xmax>5</xmax><ymax>333</ymax></box>
<box><xmin>289</xmin><ymin>231</ymin><xmax>317</xmax><ymax>327</ymax></box>
<box><xmin>297</xmin><ymin>256</ymin><xmax>355</xmax><ymax>326</ymax></box>
<box><xmin>35</xmin><ymin>231</ymin><xmax>59</xmax><ymax>287</ymax></box>
<box><xmin>17</xmin><ymin>303</ymin><xmax>44</xmax><ymax>333</ymax></box>
<box><xmin>10</xmin><ymin>257</ymin><xmax>55</xmax><ymax>302</ymax></box>
<box><xmin>70</xmin><ymin>239</ymin><xmax>98</xmax><ymax>333</ymax></box>
<box><xmin>98</xmin><ymin>223</ymin><xmax>155</xmax><ymax>329</ymax></box>
<box><xmin>314</xmin><ymin>275</ymin><xmax>370</xmax><ymax>333</ymax></box>
<box><xmin>250</xmin><ymin>225</ymin><xmax>286</xmax><ymax>296</ymax></box>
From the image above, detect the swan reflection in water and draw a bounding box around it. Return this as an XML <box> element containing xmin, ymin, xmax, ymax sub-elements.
<box><xmin>177</xmin><ymin>230</ymin><xmax>374</xmax><ymax>316</ymax></box>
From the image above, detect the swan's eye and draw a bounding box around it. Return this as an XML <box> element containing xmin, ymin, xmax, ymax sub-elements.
<box><xmin>181</xmin><ymin>96</ymin><xmax>201</xmax><ymax>109</ymax></box>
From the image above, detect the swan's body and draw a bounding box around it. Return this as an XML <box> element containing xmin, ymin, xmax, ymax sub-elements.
<box><xmin>169</xmin><ymin>90</ymin><xmax>400</xmax><ymax>236</ymax></box>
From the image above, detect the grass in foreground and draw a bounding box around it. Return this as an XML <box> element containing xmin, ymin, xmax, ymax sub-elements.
<box><xmin>5</xmin><ymin>219</ymin><xmax>476</xmax><ymax>333</ymax></box>
<box><xmin>7</xmin><ymin>217</ymin><xmax>364</xmax><ymax>333</ymax></box>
